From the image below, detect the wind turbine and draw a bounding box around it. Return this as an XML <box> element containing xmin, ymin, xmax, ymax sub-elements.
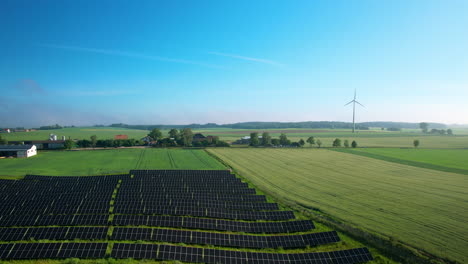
<box><xmin>344</xmin><ymin>90</ymin><xmax>364</xmax><ymax>133</ymax></box>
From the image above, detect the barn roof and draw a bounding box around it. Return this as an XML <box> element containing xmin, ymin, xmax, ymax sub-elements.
<box><xmin>0</xmin><ymin>145</ymin><xmax>35</xmax><ymax>151</ymax></box>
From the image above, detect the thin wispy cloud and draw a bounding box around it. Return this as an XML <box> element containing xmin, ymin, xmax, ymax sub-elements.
<box><xmin>208</xmin><ymin>51</ymin><xmax>284</xmax><ymax>66</ymax></box>
<box><xmin>38</xmin><ymin>44</ymin><xmax>225</xmax><ymax>69</ymax></box>
<box><xmin>59</xmin><ymin>90</ymin><xmax>140</xmax><ymax>97</ymax></box>
<box><xmin>15</xmin><ymin>79</ymin><xmax>47</xmax><ymax>95</ymax></box>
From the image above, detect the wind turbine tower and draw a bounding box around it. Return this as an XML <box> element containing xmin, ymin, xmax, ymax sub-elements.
<box><xmin>344</xmin><ymin>90</ymin><xmax>364</xmax><ymax>133</ymax></box>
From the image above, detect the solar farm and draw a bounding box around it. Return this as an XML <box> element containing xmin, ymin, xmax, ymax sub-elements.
<box><xmin>0</xmin><ymin>169</ymin><xmax>373</xmax><ymax>263</ymax></box>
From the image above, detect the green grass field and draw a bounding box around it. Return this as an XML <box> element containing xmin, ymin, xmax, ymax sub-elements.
<box><xmin>208</xmin><ymin>148</ymin><xmax>468</xmax><ymax>263</ymax></box>
<box><xmin>0</xmin><ymin>148</ymin><xmax>225</xmax><ymax>177</ymax></box>
<box><xmin>1</xmin><ymin>127</ymin><xmax>149</xmax><ymax>141</ymax></box>
<box><xmin>336</xmin><ymin>148</ymin><xmax>468</xmax><ymax>174</ymax></box>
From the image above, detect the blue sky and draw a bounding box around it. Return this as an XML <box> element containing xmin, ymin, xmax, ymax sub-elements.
<box><xmin>1</xmin><ymin>0</ymin><xmax>467</xmax><ymax>126</ymax></box>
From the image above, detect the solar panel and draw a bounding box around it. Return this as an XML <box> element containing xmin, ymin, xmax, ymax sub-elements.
<box><xmin>57</xmin><ymin>243</ymin><xmax>108</xmax><ymax>258</ymax></box>
<box><xmin>111</xmin><ymin>244</ymin><xmax>372</xmax><ymax>263</ymax></box>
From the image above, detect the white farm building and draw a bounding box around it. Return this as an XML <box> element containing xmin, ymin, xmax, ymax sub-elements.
<box><xmin>0</xmin><ymin>145</ymin><xmax>37</xmax><ymax>158</ymax></box>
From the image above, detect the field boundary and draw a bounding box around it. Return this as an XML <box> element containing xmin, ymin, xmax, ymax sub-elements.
<box><xmin>205</xmin><ymin>148</ymin><xmax>458</xmax><ymax>264</ymax></box>
<box><xmin>331</xmin><ymin>148</ymin><xmax>468</xmax><ymax>175</ymax></box>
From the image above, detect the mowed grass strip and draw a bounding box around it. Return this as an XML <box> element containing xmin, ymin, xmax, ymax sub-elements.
<box><xmin>208</xmin><ymin>148</ymin><xmax>468</xmax><ymax>263</ymax></box>
<box><xmin>0</xmin><ymin>148</ymin><xmax>225</xmax><ymax>177</ymax></box>
<box><xmin>334</xmin><ymin>148</ymin><xmax>468</xmax><ymax>175</ymax></box>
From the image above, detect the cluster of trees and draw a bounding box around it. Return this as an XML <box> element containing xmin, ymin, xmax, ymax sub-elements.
<box><xmin>429</xmin><ymin>128</ymin><xmax>453</xmax><ymax>135</ymax></box>
<box><xmin>38</xmin><ymin>124</ymin><xmax>63</xmax><ymax>130</ymax></box>
<box><xmin>75</xmin><ymin>136</ymin><xmax>142</xmax><ymax>149</ymax></box>
<box><xmin>147</xmin><ymin>128</ymin><xmax>230</xmax><ymax>147</ymax></box>
<box><xmin>331</xmin><ymin>138</ymin><xmax>358</xmax><ymax>148</ymax></box>
<box><xmin>248</xmin><ymin>133</ymin><xmax>359</xmax><ymax>148</ymax></box>
<box><xmin>420</xmin><ymin>123</ymin><xmax>453</xmax><ymax>135</ymax></box>
<box><xmin>0</xmin><ymin>135</ymin><xmax>7</xmax><ymax>145</ymax></box>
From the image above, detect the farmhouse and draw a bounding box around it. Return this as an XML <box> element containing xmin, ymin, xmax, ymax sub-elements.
<box><xmin>192</xmin><ymin>133</ymin><xmax>206</xmax><ymax>142</ymax></box>
<box><xmin>8</xmin><ymin>140</ymin><xmax>65</xmax><ymax>150</ymax></box>
<box><xmin>0</xmin><ymin>144</ymin><xmax>37</xmax><ymax>158</ymax></box>
<box><xmin>115</xmin><ymin>134</ymin><xmax>128</xmax><ymax>140</ymax></box>
<box><xmin>233</xmin><ymin>136</ymin><xmax>263</xmax><ymax>145</ymax></box>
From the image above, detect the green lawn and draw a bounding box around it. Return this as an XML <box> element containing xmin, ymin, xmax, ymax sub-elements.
<box><xmin>1</xmin><ymin>127</ymin><xmax>149</xmax><ymax>141</ymax></box>
<box><xmin>0</xmin><ymin>148</ymin><xmax>225</xmax><ymax>177</ymax></box>
<box><xmin>208</xmin><ymin>148</ymin><xmax>468</xmax><ymax>263</ymax></box>
<box><xmin>336</xmin><ymin>148</ymin><xmax>468</xmax><ymax>174</ymax></box>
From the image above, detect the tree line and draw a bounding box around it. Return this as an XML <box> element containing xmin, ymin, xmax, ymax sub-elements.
<box><xmin>419</xmin><ymin>123</ymin><xmax>453</xmax><ymax>135</ymax></box>
<box><xmin>247</xmin><ymin>132</ymin><xmax>358</xmax><ymax>148</ymax></box>
<box><xmin>109</xmin><ymin>121</ymin><xmax>447</xmax><ymax>131</ymax></box>
<box><xmin>147</xmin><ymin>128</ymin><xmax>230</xmax><ymax>147</ymax></box>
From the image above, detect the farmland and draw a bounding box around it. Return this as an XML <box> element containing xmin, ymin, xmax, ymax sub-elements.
<box><xmin>0</xmin><ymin>148</ymin><xmax>225</xmax><ymax>178</ymax></box>
<box><xmin>208</xmin><ymin>148</ymin><xmax>468</xmax><ymax>263</ymax></box>
<box><xmin>337</xmin><ymin>148</ymin><xmax>468</xmax><ymax>174</ymax></box>
<box><xmin>3</xmin><ymin>126</ymin><xmax>468</xmax><ymax>149</ymax></box>
<box><xmin>1</xmin><ymin>127</ymin><xmax>149</xmax><ymax>141</ymax></box>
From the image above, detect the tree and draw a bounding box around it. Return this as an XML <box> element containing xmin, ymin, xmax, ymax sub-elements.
<box><xmin>250</xmin><ymin>132</ymin><xmax>259</xmax><ymax>146</ymax></box>
<box><xmin>64</xmin><ymin>139</ymin><xmax>74</xmax><ymax>150</ymax></box>
<box><xmin>90</xmin><ymin>135</ymin><xmax>97</xmax><ymax>148</ymax></box>
<box><xmin>271</xmin><ymin>138</ymin><xmax>280</xmax><ymax>146</ymax></box>
<box><xmin>306</xmin><ymin>136</ymin><xmax>315</xmax><ymax>146</ymax></box>
<box><xmin>181</xmin><ymin>128</ymin><xmax>193</xmax><ymax>146</ymax></box>
<box><xmin>447</xmin><ymin>129</ymin><xmax>453</xmax><ymax>135</ymax></box>
<box><xmin>351</xmin><ymin>140</ymin><xmax>358</xmax><ymax>148</ymax></box>
<box><xmin>419</xmin><ymin>122</ymin><xmax>429</xmax><ymax>133</ymax></box>
<box><xmin>279</xmin><ymin>133</ymin><xmax>288</xmax><ymax>145</ymax></box>
<box><xmin>148</xmin><ymin>128</ymin><xmax>163</xmax><ymax>141</ymax></box>
<box><xmin>298</xmin><ymin>139</ymin><xmax>305</xmax><ymax>147</ymax></box>
<box><xmin>77</xmin><ymin>139</ymin><xmax>91</xmax><ymax>148</ymax></box>
<box><xmin>413</xmin><ymin>139</ymin><xmax>420</xmax><ymax>148</ymax></box>
<box><xmin>168</xmin><ymin>129</ymin><xmax>179</xmax><ymax>139</ymax></box>
<box><xmin>332</xmin><ymin>138</ymin><xmax>341</xmax><ymax>147</ymax></box>
<box><xmin>261</xmin><ymin>132</ymin><xmax>271</xmax><ymax>146</ymax></box>
<box><xmin>0</xmin><ymin>135</ymin><xmax>7</xmax><ymax>145</ymax></box>
<box><xmin>344</xmin><ymin>139</ymin><xmax>349</xmax><ymax>148</ymax></box>
<box><xmin>316</xmin><ymin>139</ymin><xmax>322</xmax><ymax>148</ymax></box>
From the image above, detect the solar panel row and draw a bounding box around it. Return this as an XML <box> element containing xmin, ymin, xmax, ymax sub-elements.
<box><xmin>0</xmin><ymin>215</ymin><xmax>109</xmax><ymax>227</ymax></box>
<box><xmin>113</xmin><ymin>200</ymin><xmax>279</xmax><ymax>211</ymax></box>
<box><xmin>0</xmin><ymin>227</ymin><xmax>108</xmax><ymax>241</ymax></box>
<box><xmin>113</xmin><ymin>206</ymin><xmax>295</xmax><ymax>220</ymax></box>
<box><xmin>111</xmin><ymin>227</ymin><xmax>339</xmax><ymax>249</ymax></box>
<box><xmin>109</xmin><ymin>215</ymin><xmax>316</xmax><ymax>233</ymax></box>
<box><xmin>111</xmin><ymin>243</ymin><xmax>373</xmax><ymax>264</ymax></box>
<box><xmin>115</xmin><ymin>193</ymin><xmax>267</xmax><ymax>202</ymax></box>
<box><xmin>0</xmin><ymin>243</ymin><xmax>107</xmax><ymax>259</ymax></box>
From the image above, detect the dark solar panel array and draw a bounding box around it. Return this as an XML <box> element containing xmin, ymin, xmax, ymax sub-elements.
<box><xmin>112</xmin><ymin>227</ymin><xmax>339</xmax><ymax>248</ymax></box>
<box><xmin>0</xmin><ymin>243</ymin><xmax>107</xmax><ymax>259</ymax></box>
<box><xmin>0</xmin><ymin>214</ymin><xmax>109</xmax><ymax>226</ymax></box>
<box><xmin>0</xmin><ymin>227</ymin><xmax>108</xmax><ymax>241</ymax></box>
<box><xmin>0</xmin><ymin>170</ymin><xmax>373</xmax><ymax>263</ymax></box>
<box><xmin>113</xmin><ymin>206</ymin><xmax>294</xmax><ymax>220</ymax></box>
<box><xmin>113</xmin><ymin>215</ymin><xmax>315</xmax><ymax>233</ymax></box>
<box><xmin>111</xmin><ymin>243</ymin><xmax>373</xmax><ymax>264</ymax></box>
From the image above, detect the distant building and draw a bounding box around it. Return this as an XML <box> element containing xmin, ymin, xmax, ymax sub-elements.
<box><xmin>8</xmin><ymin>140</ymin><xmax>65</xmax><ymax>150</ymax></box>
<box><xmin>115</xmin><ymin>134</ymin><xmax>128</xmax><ymax>140</ymax></box>
<box><xmin>3</xmin><ymin>129</ymin><xmax>11</xmax><ymax>133</ymax></box>
<box><xmin>141</xmin><ymin>136</ymin><xmax>155</xmax><ymax>145</ymax></box>
<box><xmin>192</xmin><ymin>133</ymin><xmax>206</xmax><ymax>142</ymax></box>
<box><xmin>0</xmin><ymin>145</ymin><xmax>37</xmax><ymax>158</ymax></box>
<box><xmin>233</xmin><ymin>136</ymin><xmax>262</xmax><ymax>145</ymax></box>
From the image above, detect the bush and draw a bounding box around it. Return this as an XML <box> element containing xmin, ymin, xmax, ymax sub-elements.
<box><xmin>332</xmin><ymin>138</ymin><xmax>341</xmax><ymax>147</ymax></box>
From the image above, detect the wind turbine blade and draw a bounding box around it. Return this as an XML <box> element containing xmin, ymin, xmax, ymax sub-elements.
<box><xmin>344</xmin><ymin>100</ymin><xmax>354</xmax><ymax>106</ymax></box>
<box><xmin>355</xmin><ymin>101</ymin><xmax>365</xmax><ymax>107</ymax></box>
<box><xmin>354</xmin><ymin>89</ymin><xmax>356</xmax><ymax>100</ymax></box>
